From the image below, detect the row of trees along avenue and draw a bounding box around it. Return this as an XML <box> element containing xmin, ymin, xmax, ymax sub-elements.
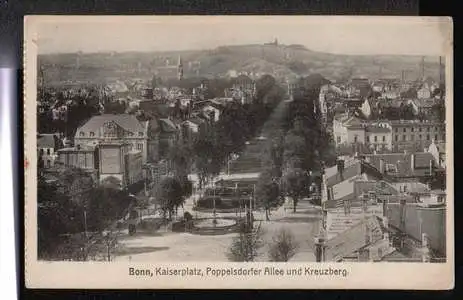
<box><xmin>256</xmin><ymin>78</ymin><xmax>337</xmax><ymax>218</ymax></box>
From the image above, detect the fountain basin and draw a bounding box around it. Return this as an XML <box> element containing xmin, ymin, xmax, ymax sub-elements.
<box><xmin>189</xmin><ymin>217</ymin><xmax>241</xmax><ymax>236</ymax></box>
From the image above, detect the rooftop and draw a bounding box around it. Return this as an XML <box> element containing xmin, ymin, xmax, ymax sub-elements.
<box><xmin>364</xmin><ymin>152</ymin><xmax>436</xmax><ymax>178</ymax></box>
<box><xmin>365</xmin><ymin>125</ymin><xmax>391</xmax><ymax>133</ymax></box>
<box><xmin>37</xmin><ymin>134</ymin><xmax>57</xmax><ymax>149</ymax></box>
<box><xmin>76</xmin><ymin>114</ymin><xmax>146</xmax><ymax>135</ymax></box>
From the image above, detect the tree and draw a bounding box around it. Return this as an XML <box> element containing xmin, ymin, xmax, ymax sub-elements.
<box><xmin>57</xmin><ymin>167</ymin><xmax>95</xmax><ymax>206</ymax></box>
<box><xmin>155</xmin><ymin>177</ymin><xmax>184</xmax><ymax>221</ymax></box>
<box><xmin>227</xmin><ymin>222</ymin><xmax>264</xmax><ymax>262</ymax></box>
<box><xmin>283</xmin><ymin>168</ymin><xmax>311</xmax><ymax>213</ymax></box>
<box><xmin>283</xmin><ymin>131</ymin><xmax>307</xmax><ymax>170</ymax></box>
<box><xmin>268</xmin><ymin>227</ymin><xmax>299</xmax><ymax>262</ymax></box>
<box><xmin>261</xmin><ymin>136</ymin><xmax>284</xmax><ymax>179</ymax></box>
<box><xmin>169</xmin><ymin>140</ymin><xmax>191</xmax><ymax>179</ymax></box>
<box><xmin>37</xmin><ymin>175</ymin><xmax>83</xmax><ymax>259</ymax></box>
<box><xmin>255</xmin><ymin>171</ymin><xmax>281</xmax><ymax>221</ymax></box>
<box><xmin>100</xmin><ymin>175</ymin><xmax>122</xmax><ymax>190</ymax></box>
<box><xmin>86</xmin><ymin>185</ymin><xmax>132</xmax><ymax>232</ymax></box>
<box><xmin>193</xmin><ymin>135</ymin><xmax>222</xmax><ymax>189</ymax></box>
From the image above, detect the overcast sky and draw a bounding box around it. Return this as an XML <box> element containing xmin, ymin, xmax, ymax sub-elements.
<box><xmin>33</xmin><ymin>16</ymin><xmax>452</xmax><ymax>56</ymax></box>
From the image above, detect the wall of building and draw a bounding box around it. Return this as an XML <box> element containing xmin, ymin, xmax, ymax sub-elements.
<box><xmin>365</xmin><ymin>132</ymin><xmax>392</xmax><ymax>150</ymax></box>
<box><xmin>391</xmin><ymin>123</ymin><xmax>445</xmax><ymax>152</ymax></box>
<box><xmin>387</xmin><ymin>204</ymin><xmax>446</xmax><ymax>255</ymax></box>
<box><xmin>346</xmin><ymin>128</ymin><xmax>366</xmax><ymax>144</ymax></box>
<box><xmin>39</xmin><ymin>147</ymin><xmax>57</xmax><ymax>168</ymax></box>
<box><xmin>57</xmin><ymin>150</ymin><xmax>96</xmax><ymax>170</ymax></box>
<box><xmin>99</xmin><ymin>146</ymin><xmax>123</xmax><ymax>175</ymax></box>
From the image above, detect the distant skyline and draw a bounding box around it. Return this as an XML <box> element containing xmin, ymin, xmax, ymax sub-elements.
<box><xmin>32</xmin><ymin>16</ymin><xmax>452</xmax><ymax>56</ymax></box>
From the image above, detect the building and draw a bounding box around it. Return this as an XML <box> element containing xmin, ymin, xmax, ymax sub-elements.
<box><xmin>411</xmin><ymin>98</ymin><xmax>439</xmax><ymax>117</ymax></box>
<box><xmin>333</xmin><ymin>114</ymin><xmax>365</xmax><ymax>146</ymax></box>
<box><xmin>230</xmin><ymin>75</ymin><xmax>256</xmax><ymax>105</ymax></box>
<box><xmin>202</xmin><ymin>102</ymin><xmax>223</xmax><ymax>123</ymax></box>
<box><xmin>363</xmin><ymin>152</ymin><xmax>438</xmax><ymax>183</ymax></box>
<box><xmin>417</xmin><ymin>86</ymin><xmax>432</xmax><ymax>99</ymax></box>
<box><xmin>333</xmin><ymin>115</ymin><xmax>393</xmax><ymax>151</ymax></box>
<box><xmin>74</xmin><ymin>114</ymin><xmax>153</xmax><ymax>164</ymax></box>
<box><xmin>56</xmin><ymin>145</ymin><xmax>98</xmax><ymax>171</ymax></box>
<box><xmin>365</xmin><ymin>124</ymin><xmax>393</xmax><ymax>151</ymax></box>
<box><xmin>427</xmin><ymin>140</ymin><xmax>446</xmax><ymax>168</ymax></box>
<box><xmin>390</xmin><ymin>120</ymin><xmax>445</xmax><ymax>152</ymax></box>
<box><xmin>37</xmin><ymin>134</ymin><xmax>59</xmax><ymax>168</ymax></box>
<box><xmin>98</xmin><ymin>141</ymin><xmax>143</xmax><ymax>188</ymax></box>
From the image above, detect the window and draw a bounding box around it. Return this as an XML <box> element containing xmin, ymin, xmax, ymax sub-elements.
<box><xmin>404</xmin><ymin>185</ymin><xmax>408</xmax><ymax>192</ymax></box>
<box><xmin>139</xmin><ymin>132</ymin><xmax>144</xmax><ymax>137</ymax></box>
<box><xmin>403</xmin><ymin>128</ymin><xmax>406</xmax><ymax>133</ymax></box>
<box><xmin>374</xmin><ymin>136</ymin><xmax>377</xmax><ymax>142</ymax></box>
<box><xmin>39</xmin><ymin>149</ymin><xmax>44</xmax><ymax>156</ymax></box>
<box><xmin>419</xmin><ymin>127</ymin><xmax>422</xmax><ymax>132</ymax></box>
<box><xmin>354</xmin><ymin>136</ymin><xmax>358</xmax><ymax>143</ymax></box>
<box><xmin>137</xmin><ymin>143</ymin><xmax>143</xmax><ymax>150</ymax></box>
<box><xmin>366</xmin><ymin>136</ymin><xmax>370</xmax><ymax>142</ymax></box>
<box><xmin>79</xmin><ymin>132</ymin><xmax>85</xmax><ymax>137</ymax></box>
<box><xmin>382</xmin><ymin>136</ymin><xmax>386</xmax><ymax>142</ymax></box>
<box><xmin>402</xmin><ymin>135</ymin><xmax>406</xmax><ymax>141</ymax></box>
<box><xmin>419</xmin><ymin>134</ymin><xmax>422</xmax><ymax>140</ymax></box>
<box><xmin>46</xmin><ymin>160</ymin><xmax>51</xmax><ymax>168</ymax></box>
<box><xmin>337</xmin><ymin>136</ymin><xmax>341</xmax><ymax>143</ymax></box>
<box><xmin>427</xmin><ymin>127</ymin><xmax>430</xmax><ymax>132</ymax></box>
<box><xmin>435</xmin><ymin>134</ymin><xmax>438</xmax><ymax>141</ymax></box>
<box><xmin>411</xmin><ymin>127</ymin><xmax>415</xmax><ymax>132</ymax></box>
<box><xmin>427</xmin><ymin>134</ymin><xmax>430</xmax><ymax>141</ymax></box>
<box><xmin>395</xmin><ymin>128</ymin><xmax>398</xmax><ymax>133</ymax></box>
<box><xmin>90</xmin><ymin>131</ymin><xmax>95</xmax><ymax>137</ymax></box>
<box><xmin>435</xmin><ymin>127</ymin><xmax>438</xmax><ymax>131</ymax></box>
<box><xmin>395</xmin><ymin>135</ymin><xmax>398</xmax><ymax>142</ymax></box>
<box><xmin>46</xmin><ymin>149</ymin><xmax>50</xmax><ymax>155</ymax></box>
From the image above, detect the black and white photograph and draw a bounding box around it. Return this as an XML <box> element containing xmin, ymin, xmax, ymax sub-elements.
<box><xmin>25</xmin><ymin>16</ymin><xmax>453</xmax><ymax>289</ymax></box>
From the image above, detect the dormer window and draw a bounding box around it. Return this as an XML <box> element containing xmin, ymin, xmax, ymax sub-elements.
<box><xmin>79</xmin><ymin>132</ymin><xmax>85</xmax><ymax>137</ymax></box>
<box><xmin>90</xmin><ymin>132</ymin><xmax>95</xmax><ymax>137</ymax></box>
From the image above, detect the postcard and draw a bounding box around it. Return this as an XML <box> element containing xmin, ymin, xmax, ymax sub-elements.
<box><xmin>24</xmin><ymin>15</ymin><xmax>453</xmax><ymax>289</ymax></box>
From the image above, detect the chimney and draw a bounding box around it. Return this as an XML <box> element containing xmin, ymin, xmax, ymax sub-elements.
<box><xmin>410</xmin><ymin>154</ymin><xmax>415</xmax><ymax>171</ymax></box>
<box><xmin>379</xmin><ymin>159</ymin><xmax>385</xmax><ymax>174</ymax></box>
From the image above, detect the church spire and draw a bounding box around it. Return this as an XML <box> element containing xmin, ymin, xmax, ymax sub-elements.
<box><xmin>177</xmin><ymin>55</ymin><xmax>183</xmax><ymax>80</ymax></box>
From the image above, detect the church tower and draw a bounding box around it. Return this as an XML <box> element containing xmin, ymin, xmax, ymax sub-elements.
<box><xmin>177</xmin><ymin>55</ymin><xmax>184</xmax><ymax>80</ymax></box>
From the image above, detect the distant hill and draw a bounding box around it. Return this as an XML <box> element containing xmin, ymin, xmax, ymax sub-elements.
<box><xmin>38</xmin><ymin>43</ymin><xmax>444</xmax><ymax>86</ymax></box>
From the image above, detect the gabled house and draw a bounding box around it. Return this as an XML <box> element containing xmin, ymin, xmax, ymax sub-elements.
<box><xmin>74</xmin><ymin>114</ymin><xmax>152</xmax><ymax>164</ymax></box>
